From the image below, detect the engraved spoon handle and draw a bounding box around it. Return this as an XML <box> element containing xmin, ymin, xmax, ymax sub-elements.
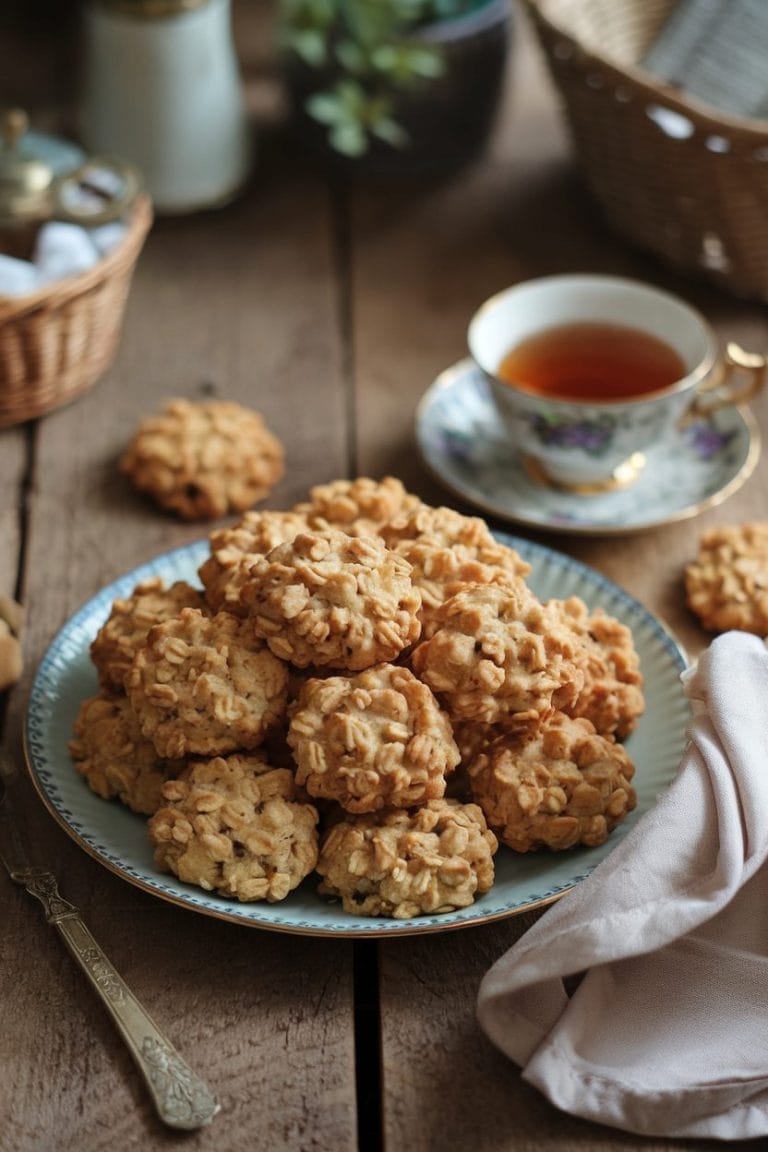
<box><xmin>21</xmin><ymin>869</ymin><xmax>220</xmax><ymax>1130</ymax></box>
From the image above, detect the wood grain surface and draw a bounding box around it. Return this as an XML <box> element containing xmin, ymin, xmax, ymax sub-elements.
<box><xmin>1</xmin><ymin>3</ymin><xmax>767</xmax><ymax>1150</ymax></box>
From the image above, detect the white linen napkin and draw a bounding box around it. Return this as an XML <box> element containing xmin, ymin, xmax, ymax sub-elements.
<box><xmin>477</xmin><ymin>630</ymin><xmax>768</xmax><ymax>1140</ymax></box>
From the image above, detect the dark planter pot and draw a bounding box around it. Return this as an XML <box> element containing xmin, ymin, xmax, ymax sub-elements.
<box><xmin>284</xmin><ymin>0</ymin><xmax>511</xmax><ymax>179</ymax></box>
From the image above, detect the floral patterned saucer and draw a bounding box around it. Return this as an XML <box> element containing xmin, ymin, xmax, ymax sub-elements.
<box><xmin>415</xmin><ymin>359</ymin><xmax>761</xmax><ymax>536</ymax></box>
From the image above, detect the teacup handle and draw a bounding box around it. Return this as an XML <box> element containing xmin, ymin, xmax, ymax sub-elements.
<box><xmin>687</xmin><ymin>342</ymin><xmax>767</xmax><ymax>422</ymax></box>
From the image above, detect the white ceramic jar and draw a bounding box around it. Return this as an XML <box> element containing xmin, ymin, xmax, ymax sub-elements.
<box><xmin>81</xmin><ymin>0</ymin><xmax>252</xmax><ymax>213</ymax></box>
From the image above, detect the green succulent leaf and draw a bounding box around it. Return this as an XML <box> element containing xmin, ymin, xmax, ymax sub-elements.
<box><xmin>334</xmin><ymin>38</ymin><xmax>369</xmax><ymax>74</ymax></box>
<box><xmin>286</xmin><ymin>28</ymin><xmax>330</xmax><ymax>66</ymax></box>
<box><xmin>329</xmin><ymin>120</ymin><xmax>369</xmax><ymax>156</ymax></box>
<box><xmin>306</xmin><ymin>90</ymin><xmax>348</xmax><ymax>125</ymax></box>
<box><xmin>371</xmin><ymin>44</ymin><xmax>445</xmax><ymax>82</ymax></box>
<box><xmin>370</xmin><ymin>116</ymin><xmax>410</xmax><ymax>148</ymax></box>
<box><xmin>281</xmin><ymin>0</ymin><xmax>479</xmax><ymax>155</ymax></box>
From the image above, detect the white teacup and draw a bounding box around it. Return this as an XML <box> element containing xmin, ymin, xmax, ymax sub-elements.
<box><xmin>468</xmin><ymin>274</ymin><xmax>766</xmax><ymax>492</ymax></box>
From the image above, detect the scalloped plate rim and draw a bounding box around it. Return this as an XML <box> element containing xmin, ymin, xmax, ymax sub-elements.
<box><xmin>24</xmin><ymin>534</ymin><xmax>690</xmax><ymax>938</ymax></box>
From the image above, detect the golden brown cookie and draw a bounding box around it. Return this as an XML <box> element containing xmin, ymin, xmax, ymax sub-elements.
<box><xmin>0</xmin><ymin>595</ymin><xmax>23</xmax><ymax>693</ymax></box>
<box><xmin>393</xmin><ymin>539</ymin><xmax>529</xmax><ymax>641</ymax></box>
<box><xmin>126</xmin><ymin>607</ymin><xmax>289</xmax><ymax>758</ymax></box>
<box><xmin>468</xmin><ymin>711</ymin><xmax>636</xmax><ymax>853</ymax></box>
<box><xmin>685</xmin><ymin>522</ymin><xmax>768</xmax><ymax>634</ymax></box>
<box><xmin>199</xmin><ymin>509</ymin><xmax>310</xmax><ymax>617</ymax></box>
<box><xmin>90</xmin><ymin>577</ymin><xmax>206</xmax><ymax>692</ymax></box>
<box><xmin>548</xmin><ymin>597</ymin><xmax>645</xmax><ymax>740</ymax></box>
<box><xmin>381</xmin><ymin>503</ymin><xmax>530</xmax><ymax>576</ymax></box>
<box><xmin>120</xmin><ymin>399</ymin><xmax>284</xmax><ymax>520</ymax></box>
<box><xmin>295</xmin><ymin>475</ymin><xmax>421</xmax><ymax>537</ymax></box>
<box><xmin>410</xmin><ymin>583</ymin><xmax>583</xmax><ymax>729</ymax></box>
<box><xmin>69</xmin><ymin>691</ymin><xmax>182</xmax><ymax>814</ymax></box>
<box><xmin>287</xmin><ymin>663</ymin><xmax>460</xmax><ymax>813</ymax></box>
<box><xmin>240</xmin><ymin>528</ymin><xmax>422</xmax><ymax>670</ymax></box>
<box><xmin>148</xmin><ymin>754</ymin><xmax>319</xmax><ymax>902</ymax></box>
<box><xmin>317</xmin><ymin>798</ymin><xmax>497</xmax><ymax>918</ymax></box>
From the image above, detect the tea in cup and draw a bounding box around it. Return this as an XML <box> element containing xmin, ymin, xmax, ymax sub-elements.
<box><xmin>468</xmin><ymin>274</ymin><xmax>766</xmax><ymax>492</ymax></box>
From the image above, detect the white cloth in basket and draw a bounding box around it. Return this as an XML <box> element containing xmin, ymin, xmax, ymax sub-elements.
<box><xmin>477</xmin><ymin>631</ymin><xmax>768</xmax><ymax>1140</ymax></box>
<box><xmin>0</xmin><ymin>219</ymin><xmax>127</xmax><ymax>297</ymax></box>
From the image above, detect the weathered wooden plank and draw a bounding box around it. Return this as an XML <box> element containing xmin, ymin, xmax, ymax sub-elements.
<box><xmin>349</xmin><ymin>13</ymin><xmax>768</xmax><ymax>1152</ymax></box>
<box><xmin>378</xmin><ymin>914</ymin><xmax>768</xmax><ymax>1152</ymax></box>
<box><xmin>0</xmin><ymin>158</ymin><xmax>356</xmax><ymax>1152</ymax></box>
<box><xmin>0</xmin><ymin>425</ymin><xmax>25</xmax><ymax>603</ymax></box>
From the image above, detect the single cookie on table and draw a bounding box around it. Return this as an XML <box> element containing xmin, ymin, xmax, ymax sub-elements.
<box><xmin>69</xmin><ymin>691</ymin><xmax>184</xmax><ymax>815</ymax></box>
<box><xmin>90</xmin><ymin>577</ymin><xmax>207</xmax><ymax>692</ymax></box>
<box><xmin>294</xmin><ymin>475</ymin><xmax>422</xmax><ymax>538</ymax></box>
<box><xmin>685</xmin><ymin>522</ymin><xmax>768</xmax><ymax>634</ymax></box>
<box><xmin>317</xmin><ymin>798</ymin><xmax>497</xmax><ymax>919</ymax></box>
<box><xmin>468</xmin><ymin>711</ymin><xmax>636</xmax><ymax>853</ymax></box>
<box><xmin>240</xmin><ymin>528</ymin><xmax>422</xmax><ymax>670</ymax></box>
<box><xmin>547</xmin><ymin>596</ymin><xmax>645</xmax><ymax>740</ymax></box>
<box><xmin>148</xmin><ymin>754</ymin><xmax>319</xmax><ymax>902</ymax></box>
<box><xmin>126</xmin><ymin>607</ymin><xmax>289</xmax><ymax>759</ymax></box>
<box><xmin>199</xmin><ymin>508</ymin><xmax>310</xmax><ymax>617</ymax></box>
<box><xmin>410</xmin><ymin>583</ymin><xmax>583</xmax><ymax>729</ymax></box>
<box><xmin>120</xmin><ymin>398</ymin><xmax>284</xmax><ymax>520</ymax></box>
<box><xmin>287</xmin><ymin>663</ymin><xmax>460</xmax><ymax>813</ymax></box>
<box><xmin>0</xmin><ymin>595</ymin><xmax>23</xmax><ymax>693</ymax></box>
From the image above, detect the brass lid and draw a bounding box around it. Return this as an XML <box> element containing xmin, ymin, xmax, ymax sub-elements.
<box><xmin>0</xmin><ymin>108</ymin><xmax>142</xmax><ymax>229</ymax></box>
<box><xmin>0</xmin><ymin>109</ymin><xmax>56</xmax><ymax>227</ymax></box>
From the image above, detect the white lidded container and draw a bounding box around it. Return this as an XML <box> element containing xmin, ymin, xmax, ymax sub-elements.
<box><xmin>81</xmin><ymin>0</ymin><xmax>252</xmax><ymax>213</ymax></box>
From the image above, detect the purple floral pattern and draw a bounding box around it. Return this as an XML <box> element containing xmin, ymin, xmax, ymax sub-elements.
<box><xmin>416</xmin><ymin>359</ymin><xmax>759</xmax><ymax>535</ymax></box>
<box><xmin>530</xmin><ymin>412</ymin><xmax>616</xmax><ymax>455</ymax></box>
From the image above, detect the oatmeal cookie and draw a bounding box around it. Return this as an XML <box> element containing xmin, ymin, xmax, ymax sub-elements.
<box><xmin>468</xmin><ymin>711</ymin><xmax>636</xmax><ymax>853</ymax></box>
<box><xmin>381</xmin><ymin>504</ymin><xmax>530</xmax><ymax>577</ymax></box>
<box><xmin>120</xmin><ymin>399</ymin><xmax>284</xmax><ymax>520</ymax></box>
<box><xmin>548</xmin><ymin>597</ymin><xmax>645</xmax><ymax>739</ymax></box>
<box><xmin>69</xmin><ymin>691</ymin><xmax>182</xmax><ymax>814</ymax></box>
<box><xmin>148</xmin><ymin>754</ymin><xmax>318</xmax><ymax>902</ymax></box>
<box><xmin>317</xmin><ymin>798</ymin><xmax>497</xmax><ymax>918</ymax></box>
<box><xmin>393</xmin><ymin>539</ymin><xmax>529</xmax><ymax>640</ymax></box>
<box><xmin>295</xmin><ymin>475</ymin><xmax>421</xmax><ymax>538</ymax></box>
<box><xmin>685</xmin><ymin>522</ymin><xmax>768</xmax><ymax>634</ymax></box>
<box><xmin>126</xmin><ymin>608</ymin><xmax>289</xmax><ymax>758</ymax></box>
<box><xmin>90</xmin><ymin>577</ymin><xmax>206</xmax><ymax>691</ymax></box>
<box><xmin>240</xmin><ymin>528</ymin><xmax>422</xmax><ymax>670</ymax></box>
<box><xmin>0</xmin><ymin>595</ymin><xmax>23</xmax><ymax>693</ymax></box>
<box><xmin>287</xmin><ymin>663</ymin><xmax>460</xmax><ymax>813</ymax></box>
<box><xmin>199</xmin><ymin>509</ymin><xmax>309</xmax><ymax>616</ymax></box>
<box><xmin>410</xmin><ymin>583</ymin><xmax>583</xmax><ymax>728</ymax></box>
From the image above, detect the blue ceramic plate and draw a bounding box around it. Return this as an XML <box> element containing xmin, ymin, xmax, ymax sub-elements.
<box><xmin>25</xmin><ymin>536</ymin><xmax>690</xmax><ymax>937</ymax></box>
<box><xmin>416</xmin><ymin>359</ymin><xmax>760</xmax><ymax>536</ymax></box>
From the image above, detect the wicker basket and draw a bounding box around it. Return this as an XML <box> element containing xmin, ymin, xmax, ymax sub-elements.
<box><xmin>0</xmin><ymin>193</ymin><xmax>153</xmax><ymax>428</ymax></box>
<box><xmin>522</xmin><ymin>0</ymin><xmax>768</xmax><ymax>301</ymax></box>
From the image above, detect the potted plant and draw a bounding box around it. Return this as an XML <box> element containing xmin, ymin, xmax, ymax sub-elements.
<box><xmin>279</xmin><ymin>0</ymin><xmax>511</xmax><ymax>176</ymax></box>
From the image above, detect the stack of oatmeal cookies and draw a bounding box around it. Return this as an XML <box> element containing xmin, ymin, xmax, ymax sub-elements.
<box><xmin>70</xmin><ymin>476</ymin><xmax>644</xmax><ymax>920</ymax></box>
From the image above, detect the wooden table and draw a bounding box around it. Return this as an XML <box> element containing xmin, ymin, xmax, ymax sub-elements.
<box><xmin>2</xmin><ymin>7</ymin><xmax>767</xmax><ymax>1150</ymax></box>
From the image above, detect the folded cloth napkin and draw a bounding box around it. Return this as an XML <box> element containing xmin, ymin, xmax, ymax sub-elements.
<box><xmin>477</xmin><ymin>631</ymin><xmax>768</xmax><ymax>1141</ymax></box>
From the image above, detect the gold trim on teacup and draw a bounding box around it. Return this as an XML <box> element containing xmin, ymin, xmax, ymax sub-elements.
<box><xmin>414</xmin><ymin>358</ymin><xmax>763</xmax><ymax>538</ymax></box>
<box><xmin>522</xmin><ymin>450</ymin><xmax>647</xmax><ymax>495</ymax></box>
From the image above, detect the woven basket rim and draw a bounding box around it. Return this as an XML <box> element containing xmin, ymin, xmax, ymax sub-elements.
<box><xmin>522</xmin><ymin>0</ymin><xmax>768</xmax><ymax>138</ymax></box>
<box><xmin>0</xmin><ymin>192</ymin><xmax>154</xmax><ymax>323</ymax></box>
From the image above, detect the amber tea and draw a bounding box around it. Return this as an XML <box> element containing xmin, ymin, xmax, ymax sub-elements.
<box><xmin>497</xmin><ymin>322</ymin><xmax>687</xmax><ymax>402</ymax></box>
